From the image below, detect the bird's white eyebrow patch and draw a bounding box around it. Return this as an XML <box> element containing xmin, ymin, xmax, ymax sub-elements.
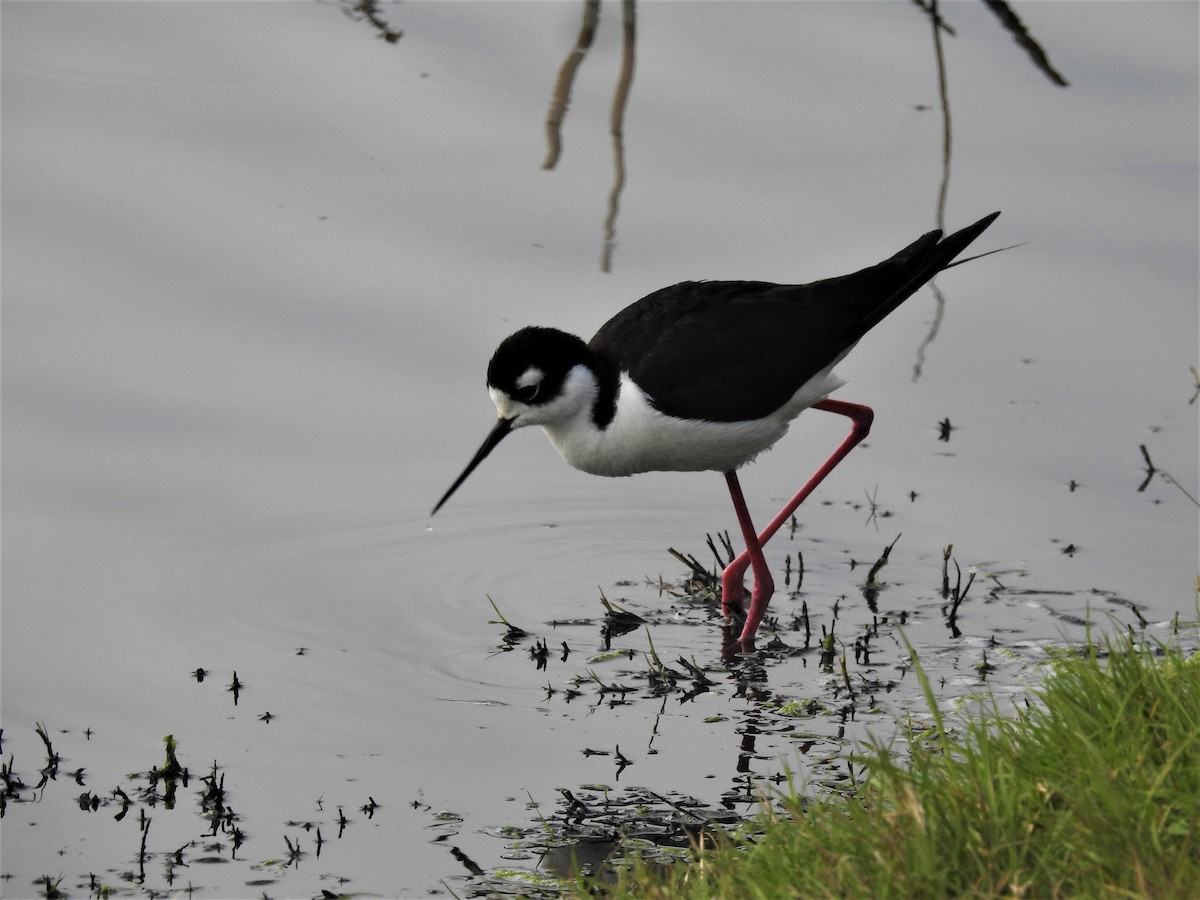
<box><xmin>516</xmin><ymin>367</ymin><xmax>544</xmax><ymax>389</ymax></box>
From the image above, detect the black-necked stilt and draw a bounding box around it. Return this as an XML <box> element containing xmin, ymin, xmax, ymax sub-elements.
<box><xmin>433</xmin><ymin>212</ymin><xmax>1000</xmax><ymax>646</ymax></box>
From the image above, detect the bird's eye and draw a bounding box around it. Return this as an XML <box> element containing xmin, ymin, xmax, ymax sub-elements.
<box><xmin>512</xmin><ymin>365</ymin><xmax>545</xmax><ymax>404</ymax></box>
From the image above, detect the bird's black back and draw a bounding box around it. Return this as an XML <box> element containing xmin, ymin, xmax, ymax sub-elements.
<box><xmin>589</xmin><ymin>212</ymin><xmax>999</xmax><ymax>422</ymax></box>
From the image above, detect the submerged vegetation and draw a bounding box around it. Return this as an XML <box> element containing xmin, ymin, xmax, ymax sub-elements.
<box><xmin>592</xmin><ymin>629</ymin><xmax>1200</xmax><ymax>898</ymax></box>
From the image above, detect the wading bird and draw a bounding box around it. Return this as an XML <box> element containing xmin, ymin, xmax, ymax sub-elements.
<box><xmin>433</xmin><ymin>212</ymin><xmax>1000</xmax><ymax>646</ymax></box>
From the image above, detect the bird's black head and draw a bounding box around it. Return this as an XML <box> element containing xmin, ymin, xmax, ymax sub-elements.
<box><xmin>431</xmin><ymin>326</ymin><xmax>593</xmax><ymax>516</ymax></box>
<box><xmin>486</xmin><ymin>326</ymin><xmax>592</xmax><ymax>408</ymax></box>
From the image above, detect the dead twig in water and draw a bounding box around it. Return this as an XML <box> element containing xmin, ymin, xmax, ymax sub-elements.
<box><xmin>941</xmin><ymin>544</ymin><xmax>954</xmax><ymax>597</ymax></box>
<box><xmin>1136</xmin><ymin>444</ymin><xmax>1197</xmax><ymax>505</ymax></box>
<box><xmin>866</xmin><ymin>534</ymin><xmax>901</xmax><ymax>586</ymax></box>
<box><xmin>668</xmin><ymin>547</ymin><xmax>709</xmax><ymax>580</ymax></box>
<box><xmin>1137</xmin><ymin>444</ymin><xmax>1157</xmax><ymax>492</ymax></box>
<box><xmin>706</xmin><ymin>531</ymin><xmax>735</xmax><ymax>568</ymax></box>
<box><xmin>485</xmin><ymin>595</ymin><xmax>529</xmax><ymax>643</ymax></box>
<box><xmin>945</xmin><ymin>557</ymin><xmax>975</xmax><ymax>638</ymax></box>
<box><xmin>1160</xmin><ymin>471</ymin><xmax>1199</xmax><ymax>507</ymax></box>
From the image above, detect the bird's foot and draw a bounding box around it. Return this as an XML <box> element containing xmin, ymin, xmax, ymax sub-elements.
<box><xmin>719</xmin><ymin>564</ymin><xmax>747</xmax><ymax>618</ymax></box>
<box><xmin>720</xmin><ymin>624</ymin><xmax>757</xmax><ymax>661</ymax></box>
<box><xmin>736</xmin><ymin>574</ymin><xmax>775</xmax><ymax>644</ymax></box>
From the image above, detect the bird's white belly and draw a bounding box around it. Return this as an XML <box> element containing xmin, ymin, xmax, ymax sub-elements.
<box><xmin>542</xmin><ymin>370</ymin><xmax>845</xmax><ymax>475</ymax></box>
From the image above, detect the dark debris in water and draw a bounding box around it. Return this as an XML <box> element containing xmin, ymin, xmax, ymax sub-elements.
<box><xmin>5</xmin><ymin>535</ymin><xmax>1193</xmax><ymax>898</ymax></box>
<box><xmin>433</xmin><ymin>534</ymin><xmax>1197</xmax><ymax>896</ymax></box>
<box><xmin>599</xmin><ymin>594</ymin><xmax>647</xmax><ymax>648</ymax></box>
<box><xmin>437</xmin><ymin>784</ymin><xmax>746</xmax><ymax>898</ymax></box>
<box><xmin>2</xmin><ymin>712</ymin><xmax>367</xmax><ymax>898</ymax></box>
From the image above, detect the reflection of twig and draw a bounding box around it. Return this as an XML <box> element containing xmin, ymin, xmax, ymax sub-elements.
<box><xmin>912</xmin><ymin>279</ymin><xmax>945</xmax><ymax>382</ymax></box>
<box><xmin>601</xmin><ymin>0</ymin><xmax>637</xmax><ymax>272</ymax></box>
<box><xmin>912</xmin><ymin>0</ymin><xmax>1059</xmax><ymax>381</ymax></box>
<box><xmin>543</xmin><ymin>0</ymin><xmax>600</xmax><ymax>170</ymax></box>
<box><xmin>915</xmin><ymin>242</ymin><xmax>1025</xmax><ymax>382</ymax></box>
<box><xmin>928</xmin><ymin>0</ymin><xmax>951</xmax><ymax>232</ymax></box>
<box><xmin>542</xmin><ymin>0</ymin><xmax>637</xmax><ymax>272</ymax></box>
<box><xmin>336</xmin><ymin>0</ymin><xmax>403</xmax><ymax>44</ymax></box>
<box><xmin>911</xmin><ymin>0</ymin><xmax>952</xmax><ymax>383</ymax></box>
<box><xmin>982</xmin><ymin>0</ymin><xmax>1069</xmax><ymax>87</ymax></box>
<box><xmin>909</xmin><ymin>0</ymin><xmax>955</xmax><ymax>35</ymax></box>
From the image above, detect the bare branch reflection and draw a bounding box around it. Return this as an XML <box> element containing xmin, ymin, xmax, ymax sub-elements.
<box><xmin>929</xmin><ymin>0</ymin><xmax>952</xmax><ymax>232</ymax></box>
<box><xmin>333</xmin><ymin>0</ymin><xmax>403</xmax><ymax>44</ymax></box>
<box><xmin>913</xmin><ymin>0</ymin><xmax>952</xmax><ymax>382</ymax></box>
<box><xmin>544</xmin><ymin>0</ymin><xmax>637</xmax><ymax>273</ymax></box>
<box><xmin>912</xmin><ymin>0</ymin><xmax>1064</xmax><ymax>380</ymax></box>
<box><xmin>602</xmin><ymin>0</ymin><xmax>637</xmax><ymax>272</ymax></box>
<box><xmin>983</xmin><ymin>0</ymin><xmax>1070</xmax><ymax>87</ymax></box>
<box><xmin>543</xmin><ymin>0</ymin><xmax>601</xmax><ymax>170</ymax></box>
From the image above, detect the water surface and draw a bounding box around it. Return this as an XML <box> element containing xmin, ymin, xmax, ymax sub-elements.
<box><xmin>2</xmin><ymin>2</ymin><xmax>1196</xmax><ymax>896</ymax></box>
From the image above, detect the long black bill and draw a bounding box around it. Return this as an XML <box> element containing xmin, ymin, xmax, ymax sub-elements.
<box><xmin>431</xmin><ymin>417</ymin><xmax>515</xmax><ymax>515</ymax></box>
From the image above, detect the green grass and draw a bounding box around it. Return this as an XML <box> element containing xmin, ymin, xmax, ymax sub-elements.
<box><xmin>592</xmin><ymin>631</ymin><xmax>1200</xmax><ymax>898</ymax></box>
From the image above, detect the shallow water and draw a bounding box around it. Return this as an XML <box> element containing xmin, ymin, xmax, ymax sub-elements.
<box><xmin>2</xmin><ymin>2</ymin><xmax>1197</xmax><ymax>897</ymax></box>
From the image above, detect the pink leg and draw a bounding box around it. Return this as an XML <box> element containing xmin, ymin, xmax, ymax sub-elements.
<box><xmin>721</xmin><ymin>399</ymin><xmax>875</xmax><ymax>644</ymax></box>
<box><xmin>722</xmin><ymin>469</ymin><xmax>774</xmax><ymax>636</ymax></box>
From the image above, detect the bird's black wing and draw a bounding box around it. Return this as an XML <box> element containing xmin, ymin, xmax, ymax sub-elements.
<box><xmin>589</xmin><ymin>213</ymin><xmax>999</xmax><ymax>422</ymax></box>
